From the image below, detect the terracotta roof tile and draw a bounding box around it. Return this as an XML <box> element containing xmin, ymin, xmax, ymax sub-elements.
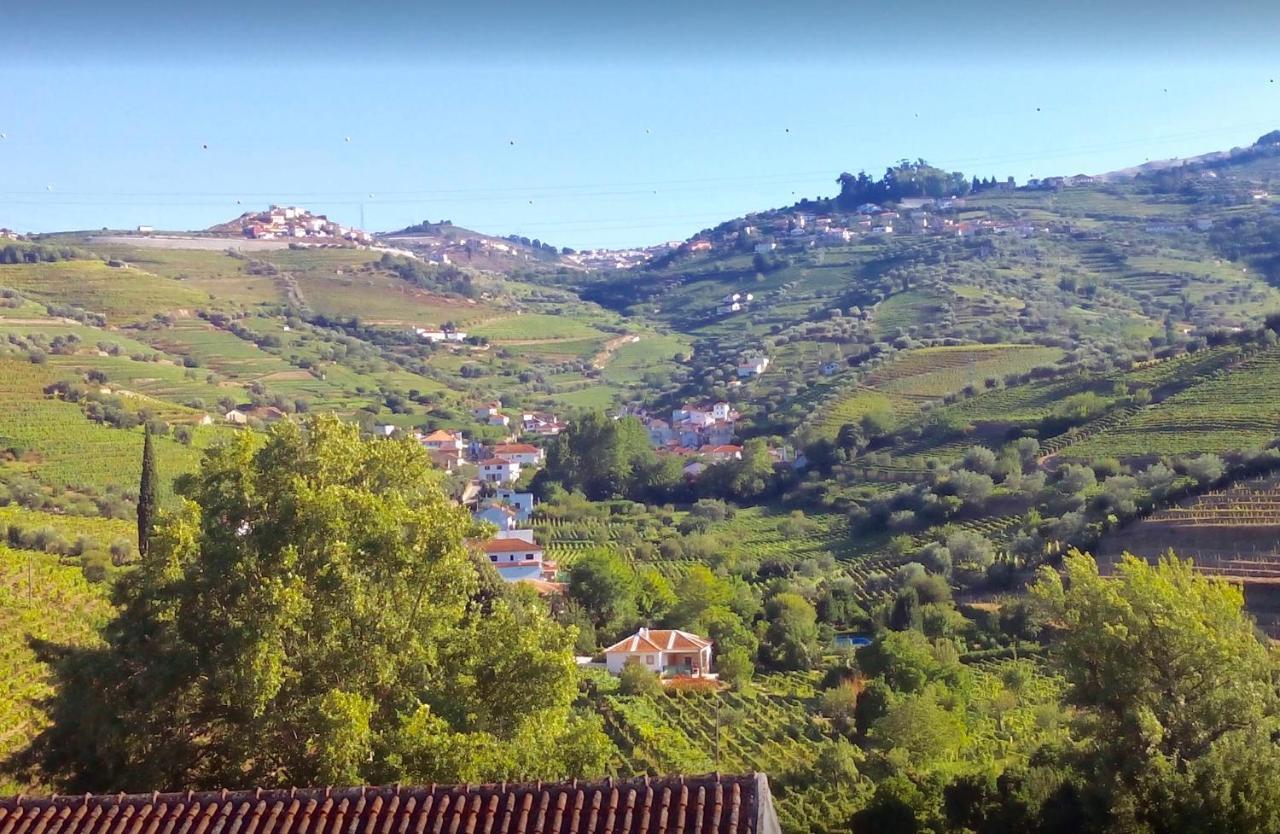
<box><xmin>603</xmin><ymin>629</ymin><xmax>712</xmax><ymax>655</ymax></box>
<box><xmin>0</xmin><ymin>779</ymin><xmax>777</xmax><ymax>834</ymax></box>
<box><xmin>482</xmin><ymin>539</ymin><xmax>542</xmax><ymax>554</ymax></box>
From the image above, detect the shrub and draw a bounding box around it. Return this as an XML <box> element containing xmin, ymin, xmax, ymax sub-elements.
<box><xmin>618</xmin><ymin>659</ymin><xmax>664</xmax><ymax>696</ymax></box>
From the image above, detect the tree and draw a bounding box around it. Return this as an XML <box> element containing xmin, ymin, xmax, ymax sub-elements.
<box><xmin>567</xmin><ymin>549</ymin><xmax>638</xmax><ymax>637</ymax></box>
<box><xmin>813</xmin><ymin>738</ymin><xmax>862</xmax><ymax>788</ymax></box>
<box><xmin>617</xmin><ymin>659</ymin><xmax>664</xmax><ymax>696</ymax></box>
<box><xmin>888</xmin><ymin>586</ymin><xmax>921</xmax><ymax>631</ymax></box>
<box><xmin>541</xmin><ymin>413</ymin><xmax>657</xmax><ymax>500</ymax></box>
<box><xmin>728</xmin><ymin>437</ymin><xmax>775</xmax><ymax>499</ymax></box>
<box><xmin>760</xmin><ymin>592</ymin><xmax>820</xmax><ymax>671</ymax></box>
<box><xmin>1029</xmin><ymin>551</ymin><xmax>1280</xmax><ymax>832</ymax></box>
<box><xmin>666</xmin><ymin>565</ymin><xmax>733</xmax><ymax>629</ymax></box>
<box><xmin>17</xmin><ymin>416</ymin><xmax>611</xmax><ymax>791</ymax></box>
<box><xmin>1183</xmin><ymin>453</ymin><xmax>1225</xmax><ymax>486</ymax></box>
<box><xmin>136</xmin><ymin>424</ymin><xmax>157</xmax><ymax>556</ymax></box>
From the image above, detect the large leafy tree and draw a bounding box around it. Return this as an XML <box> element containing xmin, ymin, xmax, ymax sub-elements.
<box><xmin>1029</xmin><ymin>551</ymin><xmax>1280</xmax><ymax>833</ymax></box>
<box><xmin>18</xmin><ymin>416</ymin><xmax>610</xmax><ymax>791</ymax></box>
<box><xmin>540</xmin><ymin>412</ymin><xmax>660</xmax><ymax>500</ymax></box>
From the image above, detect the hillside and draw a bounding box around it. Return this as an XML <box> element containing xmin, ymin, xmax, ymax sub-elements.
<box><xmin>7</xmin><ymin>136</ymin><xmax>1280</xmax><ymax>829</ymax></box>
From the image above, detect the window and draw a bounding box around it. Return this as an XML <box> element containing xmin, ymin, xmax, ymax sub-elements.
<box><xmin>489</xmin><ymin>555</ymin><xmax>497</xmax><ymax>562</ymax></box>
<box><xmin>645</xmin><ymin>656</ymin><xmax>654</xmax><ymax>665</ymax></box>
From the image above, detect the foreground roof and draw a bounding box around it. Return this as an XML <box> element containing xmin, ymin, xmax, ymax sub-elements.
<box><xmin>0</xmin><ymin>774</ymin><xmax>779</xmax><ymax>834</ymax></box>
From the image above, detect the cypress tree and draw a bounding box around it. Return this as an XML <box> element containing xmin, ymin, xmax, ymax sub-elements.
<box><xmin>137</xmin><ymin>424</ymin><xmax>157</xmax><ymax>556</ymax></box>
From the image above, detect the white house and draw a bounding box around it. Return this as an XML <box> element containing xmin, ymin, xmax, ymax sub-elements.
<box><xmin>522</xmin><ymin>412</ymin><xmax>566</xmax><ymax>436</ymax></box>
<box><xmin>493</xmin><ymin>443</ymin><xmax>544</xmax><ymax>466</ymax></box>
<box><xmin>474</xmin><ymin>502</ymin><xmax>519</xmax><ymax>531</ymax></box>
<box><xmin>604</xmin><ymin>628</ymin><xmax>714</xmax><ymax>677</ymax></box>
<box><xmin>753</xmin><ymin>242</ymin><xmax>777</xmax><ymax>254</ymax></box>
<box><xmin>481</xmin><ymin>537</ymin><xmax>546</xmax><ymax>583</ymax></box>
<box><xmin>495</xmin><ymin>487</ymin><xmax>535</xmax><ymax>520</ymax></box>
<box><xmin>738</xmin><ymin>356</ymin><xmax>770</xmax><ymax>378</ymax></box>
<box><xmin>416</xmin><ymin>328</ymin><xmax>469</xmax><ymax>343</ymax></box>
<box><xmin>472</xmin><ymin>401</ymin><xmax>503</xmax><ymax>421</ymax></box>
<box><xmin>224</xmin><ymin>409</ymin><xmax>248</xmax><ymax>425</ymax></box>
<box><xmin>421</xmin><ymin>429</ymin><xmax>466</xmax><ymax>452</ymax></box>
<box><xmin>479</xmin><ymin>457</ymin><xmax>521</xmax><ymax>484</ymax></box>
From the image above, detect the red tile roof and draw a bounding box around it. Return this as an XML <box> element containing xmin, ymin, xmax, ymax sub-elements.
<box><xmin>0</xmin><ymin>776</ymin><xmax>780</xmax><ymax>834</ymax></box>
<box><xmin>604</xmin><ymin>629</ymin><xmax>712</xmax><ymax>654</ymax></box>
<box><xmin>483</xmin><ymin>538</ymin><xmax>543</xmax><ymax>553</ymax></box>
<box><xmin>494</xmin><ymin>443</ymin><xmax>540</xmax><ymax>454</ymax></box>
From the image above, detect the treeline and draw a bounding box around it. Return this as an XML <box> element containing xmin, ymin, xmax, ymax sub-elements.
<box><xmin>531</xmin><ymin>412</ymin><xmax>790</xmax><ymax>504</ymax></box>
<box><xmin>0</xmin><ymin>241</ymin><xmax>89</xmax><ymax>264</ymax></box>
<box><xmin>834</xmin><ymin>159</ymin><xmax>974</xmax><ymax>208</ymax></box>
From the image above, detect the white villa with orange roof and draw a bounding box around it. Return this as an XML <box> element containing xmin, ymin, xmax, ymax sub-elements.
<box><xmin>604</xmin><ymin>627</ymin><xmax>714</xmax><ymax>677</ymax></box>
<box><xmin>421</xmin><ymin>429</ymin><xmax>465</xmax><ymax>452</ymax></box>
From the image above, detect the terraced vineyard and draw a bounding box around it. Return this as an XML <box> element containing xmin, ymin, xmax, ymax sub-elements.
<box><xmin>0</xmin><ymin>261</ymin><xmax>209</xmax><ymax>323</ymax></box>
<box><xmin>1060</xmin><ymin>346</ymin><xmax>1280</xmax><ymax>460</ymax></box>
<box><xmin>1098</xmin><ymin>477</ymin><xmax>1280</xmax><ymax>582</ymax></box>
<box><xmin>0</xmin><ymin>358</ymin><xmax>204</xmax><ymax>495</ymax></box>
<box><xmin>0</xmin><ymin>545</ymin><xmax>112</xmax><ymax>792</ymax></box>
<box><xmin>813</xmin><ymin>344</ymin><xmax>1065</xmax><ymax>439</ymax></box>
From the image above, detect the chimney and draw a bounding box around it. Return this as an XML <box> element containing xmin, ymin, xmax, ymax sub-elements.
<box><xmin>638</xmin><ymin>627</ymin><xmax>649</xmax><ymax>638</ymax></box>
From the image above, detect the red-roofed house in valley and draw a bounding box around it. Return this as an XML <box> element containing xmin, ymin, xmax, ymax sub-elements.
<box><xmin>420</xmin><ymin>429</ymin><xmax>465</xmax><ymax>452</ymax></box>
<box><xmin>481</xmin><ymin>536</ymin><xmax>546</xmax><ymax>582</ymax></box>
<box><xmin>604</xmin><ymin>627</ymin><xmax>714</xmax><ymax>677</ymax></box>
<box><xmin>703</xmin><ymin>444</ymin><xmax>743</xmax><ymax>462</ymax></box>
<box><xmin>493</xmin><ymin>442</ymin><xmax>545</xmax><ymax>466</ymax></box>
<box><xmin>479</xmin><ymin>457</ymin><xmax>521</xmax><ymax>484</ymax></box>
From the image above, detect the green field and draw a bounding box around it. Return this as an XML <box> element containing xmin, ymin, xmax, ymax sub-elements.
<box><xmin>470</xmin><ymin>312</ymin><xmax>604</xmax><ymax>341</ymax></box>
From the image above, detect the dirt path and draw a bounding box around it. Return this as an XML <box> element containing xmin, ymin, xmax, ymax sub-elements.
<box><xmin>0</xmin><ymin>316</ymin><xmax>80</xmax><ymax>325</ymax></box>
<box><xmin>592</xmin><ymin>334</ymin><xmax>640</xmax><ymax>370</ymax></box>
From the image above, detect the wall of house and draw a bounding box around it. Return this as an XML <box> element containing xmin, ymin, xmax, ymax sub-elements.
<box><xmin>606</xmin><ymin>651</ymin><xmax>661</xmax><ymax>675</ymax></box>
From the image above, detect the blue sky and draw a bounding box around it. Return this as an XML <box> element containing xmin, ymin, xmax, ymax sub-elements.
<box><xmin>2</xmin><ymin>2</ymin><xmax>1278</xmax><ymax>249</ymax></box>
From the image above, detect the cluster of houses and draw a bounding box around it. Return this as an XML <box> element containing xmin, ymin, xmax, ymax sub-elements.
<box><xmin>234</xmin><ymin>205</ymin><xmax>373</xmax><ymax>243</ymax></box>
<box><xmin>412</xmin><ymin>403</ymin><xmax>563</xmax><ymax>478</ymax></box>
<box><xmin>674</xmin><ymin>192</ymin><xmax>1067</xmax><ymax>261</ymax></box>
<box><xmin>382</xmin><ymin>232</ymin><xmax>548</xmax><ymax>268</ymax></box>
